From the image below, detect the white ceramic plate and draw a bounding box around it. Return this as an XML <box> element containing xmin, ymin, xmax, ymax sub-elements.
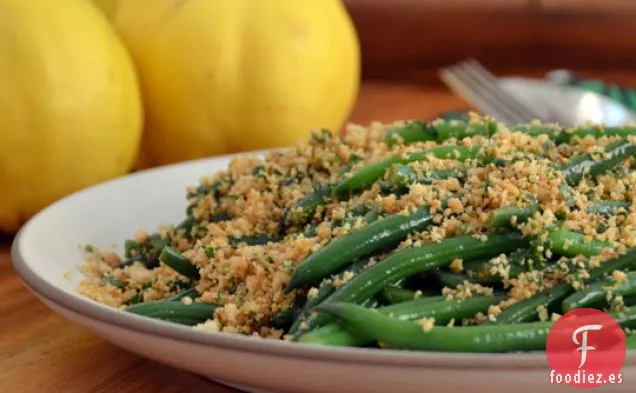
<box><xmin>12</xmin><ymin>152</ymin><xmax>636</xmax><ymax>393</ymax></box>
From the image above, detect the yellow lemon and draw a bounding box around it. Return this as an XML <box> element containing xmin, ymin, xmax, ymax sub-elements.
<box><xmin>0</xmin><ymin>0</ymin><xmax>143</xmax><ymax>233</ymax></box>
<box><xmin>89</xmin><ymin>0</ymin><xmax>121</xmax><ymax>20</ymax></box>
<box><xmin>114</xmin><ymin>0</ymin><xmax>360</xmax><ymax>166</ymax></box>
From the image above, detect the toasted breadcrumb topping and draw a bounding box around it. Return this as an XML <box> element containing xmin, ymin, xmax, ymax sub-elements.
<box><xmin>416</xmin><ymin>317</ymin><xmax>436</xmax><ymax>332</ymax></box>
<box><xmin>77</xmin><ymin>117</ymin><xmax>636</xmax><ymax>337</ymax></box>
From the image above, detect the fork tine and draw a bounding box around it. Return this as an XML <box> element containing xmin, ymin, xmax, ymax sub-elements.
<box><xmin>464</xmin><ymin>59</ymin><xmax>544</xmax><ymax>121</ymax></box>
<box><xmin>438</xmin><ymin>67</ymin><xmax>516</xmax><ymax>124</ymax></box>
<box><xmin>449</xmin><ymin>63</ymin><xmax>528</xmax><ymax>124</ymax></box>
<box><xmin>441</xmin><ymin>63</ymin><xmax>528</xmax><ymax>124</ymax></box>
<box><xmin>466</xmin><ymin>59</ymin><xmax>572</xmax><ymax>126</ymax></box>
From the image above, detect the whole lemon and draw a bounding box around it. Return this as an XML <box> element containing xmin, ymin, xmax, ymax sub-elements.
<box><xmin>114</xmin><ymin>0</ymin><xmax>360</xmax><ymax>167</ymax></box>
<box><xmin>88</xmin><ymin>0</ymin><xmax>121</xmax><ymax>19</ymax></box>
<box><xmin>0</xmin><ymin>0</ymin><xmax>143</xmax><ymax>233</ymax></box>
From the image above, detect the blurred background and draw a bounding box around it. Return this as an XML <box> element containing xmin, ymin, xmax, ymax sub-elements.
<box><xmin>3</xmin><ymin>0</ymin><xmax>636</xmax><ymax>234</ymax></box>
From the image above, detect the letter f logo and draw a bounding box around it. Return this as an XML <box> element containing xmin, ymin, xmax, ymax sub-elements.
<box><xmin>572</xmin><ymin>324</ymin><xmax>603</xmax><ymax>368</ymax></box>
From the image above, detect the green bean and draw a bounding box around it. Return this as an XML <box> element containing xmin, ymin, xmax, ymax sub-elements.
<box><xmin>509</xmin><ymin>124</ymin><xmax>636</xmax><ymax>144</ymax></box>
<box><xmin>434</xmin><ymin>270</ymin><xmax>473</xmax><ymax>288</ymax></box>
<box><xmin>288</xmin><ymin>287</ymin><xmax>335</xmax><ymax>334</ymax></box>
<box><xmin>627</xmin><ymin>335</ymin><xmax>636</xmax><ymax>349</ymax></box>
<box><xmin>547</xmin><ymin>229</ymin><xmax>612</xmax><ymax>257</ymax></box>
<box><xmin>285</xmin><ymin>205</ymin><xmax>435</xmax><ymax>292</ymax></box>
<box><xmin>416</xmin><ymin>168</ymin><xmax>466</xmax><ymax>185</ymax></box>
<box><xmin>292</xmin><ymin>296</ymin><xmax>378</xmax><ymax>338</ymax></box>
<box><xmin>228</xmin><ymin>234</ymin><xmax>281</xmax><ymax>247</ymax></box>
<box><xmin>167</xmin><ymin>288</ymin><xmax>199</xmax><ymax>302</ymax></box>
<box><xmin>381</xmin><ymin>286</ymin><xmax>420</xmax><ymax>304</ymax></box>
<box><xmin>119</xmin><ymin>233</ymin><xmax>172</xmax><ymax>269</ymax></box>
<box><xmin>362</xmin><ymin>206</ymin><xmax>382</xmax><ymax>223</ymax></box>
<box><xmin>474</xmin><ymin>266</ymin><xmax>524</xmax><ymax>284</ymax></box>
<box><xmin>463</xmin><ymin>250</ymin><xmax>528</xmax><ymax>284</ymax></box>
<box><xmin>270</xmin><ymin>304</ymin><xmax>302</xmax><ymax>331</ymax></box>
<box><xmin>562</xmin><ymin>271</ymin><xmax>636</xmax><ymax>312</ymax></box>
<box><xmin>302</xmin><ymin>208</ymin><xmax>378</xmax><ymax>239</ymax></box>
<box><xmin>440</xmin><ymin>267</ymin><xmax>520</xmax><ymax>288</ymax></box>
<box><xmin>624</xmin><ymin>295</ymin><xmax>636</xmax><ymax>307</ymax></box>
<box><xmin>101</xmin><ymin>275</ymin><xmax>125</xmax><ymax>288</ymax></box>
<box><xmin>175</xmin><ymin>216</ymin><xmax>196</xmax><ymax>232</ymax></box>
<box><xmin>252</xmin><ymin>165</ymin><xmax>265</xmax><ymax>176</ymax></box>
<box><xmin>609</xmin><ymin>307</ymin><xmax>636</xmax><ymax>328</ymax></box>
<box><xmin>486</xmin><ymin>205</ymin><xmax>539</xmax><ymax>228</ymax></box>
<box><xmin>317</xmin><ymin>302</ymin><xmax>552</xmax><ymax>352</ymax></box>
<box><xmin>586</xmin><ymin>200</ymin><xmax>631</xmax><ymax>216</ymax></box>
<box><xmin>304</xmin><ymin>282</ymin><xmax>336</xmax><ymax>309</ymax></box>
<box><xmin>186</xmin><ymin>202</ymin><xmax>197</xmax><ymax>216</ymax></box>
<box><xmin>295</xmin><ymin>322</ymin><xmax>358</xmax><ymax>346</ymax></box>
<box><xmin>384</xmin><ymin>120</ymin><xmax>496</xmax><ymax>147</ymax></box>
<box><xmin>376</xmin><ymin>295</ymin><xmax>454</xmax><ymax>319</ymax></box>
<box><xmin>495</xmin><ymin>248</ymin><xmax>636</xmax><ymax>324</ymax></box>
<box><xmin>124</xmin><ymin>300</ymin><xmax>216</xmax><ymax>325</ymax></box>
<box><xmin>299</xmin><ymin>295</ymin><xmax>503</xmax><ymax>347</ymax></box>
<box><xmin>331</xmin><ymin>154</ymin><xmax>400</xmax><ymax>195</ymax></box>
<box><xmin>159</xmin><ymin>246</ymin><xmax>200</xmax><ymax>279</ymax></box>
<box><xmin>122</xmin><ymin>282</ymin><xmax>153</xmax><ymax>305</ymax></box>
<box><xmin>349</xmin><ymin>204</ymin><xmax>372</xmax><ymax>216</ymax></box>
<box><xmin>174</xmin><ymin>217</ymin><xmax>197</xmax><ymax>240</ymax></box>
<box><xmin>558</xmin><ymin>182</ymin><xmax>578</xmax><ymax>208</ymax></box>
<box><xmin>332</xmin><ymin>206</ymin><xmax>380</xmax><ymax>229</ymax></box>
<box><xmin>306</xmin><ymin>232</ymin><xmax>529</xmax><ymax>329</ymax></box>
<box><xmin>115</xmin><ymin>255</ymin><xmax>145</xmax><ymax>269</ymax></box>
<box><xmin>317</xmin><ymin>302</ymin><xmax>636</xmax><ymax>352</ymax></box>
<box><xmin>301</xmin><ymin>223</ymin><xmax>319</xmax><ymax>238</ymax></box>
<box><xmin>145</xmin><ymin>234</ymin><xmax>171</xmax><ymax>268</ymax></box>
<box><xmin>124</xmin><ymin>239</ymin><xmax>141</xmax><ymax>258</ymax></box>
<box><xmin>123</xmin><ymin>293</ymin><xmax>144</xmax><ymax>306</ymax></box>
<box><xmin>433</xmin><ymin>120</ymin><xmax>496</xmax><ymax>141</ymax></box>
<box><xmin>439</xmin><ymin>111</ymin><xmax>470</xmax><ymax>121</ymax></box>
<box><xmin>562</xmin><ymin>141</ymin><xmax>636</xmax><ymax>186</ymax></box>
<box><xmin>288</xmin><ymin>291</ymin><xmax>333</xmax><ymax>334</ymax></box>
<box><xmin>169</xmin><ymin>278</ymin><xmax>191</xmax><ymax>291</ymax></box>
<box><xmin>338</xmin><ymin>164</ymin><xmax>354</xmax><ymax>176</ymax></box>
<box><xmin>331</xmin><ymin>145</ymin><xmax>482</xmax><ymax>197</ymax></box>
<box><xmin>585</xmin><ymin>248</ymin><xmax>636</xmax><ymax>281</ymax></box>
<box><xmin>187</xmin><ymin>180</ymin><xmax>222</xmax><ymax>199</ymax></box>
<box><xmin>192</xmin><ymin>224</ymin><xmax>209</xmax><ymax>239</ymax></box>
<box><xmin>495</xmin><ymin>283</ymin><xmax>573</xmax><ymax>324</ymax></box>
<box><xmin>280</xmin><ymin>183</ymin><xmax>333</xmax><ymax>230</ymax></box>
<box><xmin>311</xmin><ymin>129</ymin><xmax>333</xmax><ymax>144</ymax></box>
<box><xmin>555</xmin><ymin>125</ymin><xmax>636</xmax><ymax>144</ymax></box>
<box><xmin>384</xmin><ymin>121</ymin><xmax>435</xmax><ymax>146</ymax></box>
<box><xmin>386</xmin><ymin>164</ymin><xmax>417</xmax><ymax>188</ymax></box>
<box><xmin>288</xmin><ymin>259</ymin><xmax>372</xmax><ymax>334</ymax></box>
<box><xmin>210</xmin><ymin>211</ymin><xmax>231</xmax><ymax>222</ymax></box>
<box><xmin>509</xmin><ymin>124</ymin><xmax>562</xmax><ymax>139</ymax></box>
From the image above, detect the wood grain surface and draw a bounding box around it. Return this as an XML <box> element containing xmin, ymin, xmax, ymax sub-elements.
<box><xmin>0</xmin><ymin>81</ymin><xmax>469</xmax><ymax>393</ymax></box>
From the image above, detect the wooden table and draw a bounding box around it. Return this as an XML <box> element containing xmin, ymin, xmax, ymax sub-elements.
<box><xmin>0</xmin><ymin>81</ymin><xmax>466</xmax><ymax>393</ymax></box>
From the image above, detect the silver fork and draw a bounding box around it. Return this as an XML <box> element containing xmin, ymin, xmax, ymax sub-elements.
<box><xmin>439</xmin><ymin>59</ymin><xmax>568</xmax><ymax>125</ymax></box>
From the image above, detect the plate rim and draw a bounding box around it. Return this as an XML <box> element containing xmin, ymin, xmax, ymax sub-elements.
<box><xmin>10</xmin><ymin>152</ymin><xmax>635</xmax><ymax>370</ymax></box>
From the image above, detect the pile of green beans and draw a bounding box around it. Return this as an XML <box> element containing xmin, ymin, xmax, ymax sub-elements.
<box><xmin>315</xmin><ymin>302</ymin><xmax>636</xmax><ymax>352</ymax></box>
<box><xmin>107</xmin><ymin>119</ymin><xmax>636</xmax><ymax>353</ymax></box>
<box><xmin>383</xmin><ymin>119</ymin><xmax>636</xmax><ymax>146</ymax></box>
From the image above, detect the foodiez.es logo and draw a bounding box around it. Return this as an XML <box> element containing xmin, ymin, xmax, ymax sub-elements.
<box><xmin>546</xmin><ymin>308</ymin><xmax>626</xmax><ymax>388</ymax></box>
